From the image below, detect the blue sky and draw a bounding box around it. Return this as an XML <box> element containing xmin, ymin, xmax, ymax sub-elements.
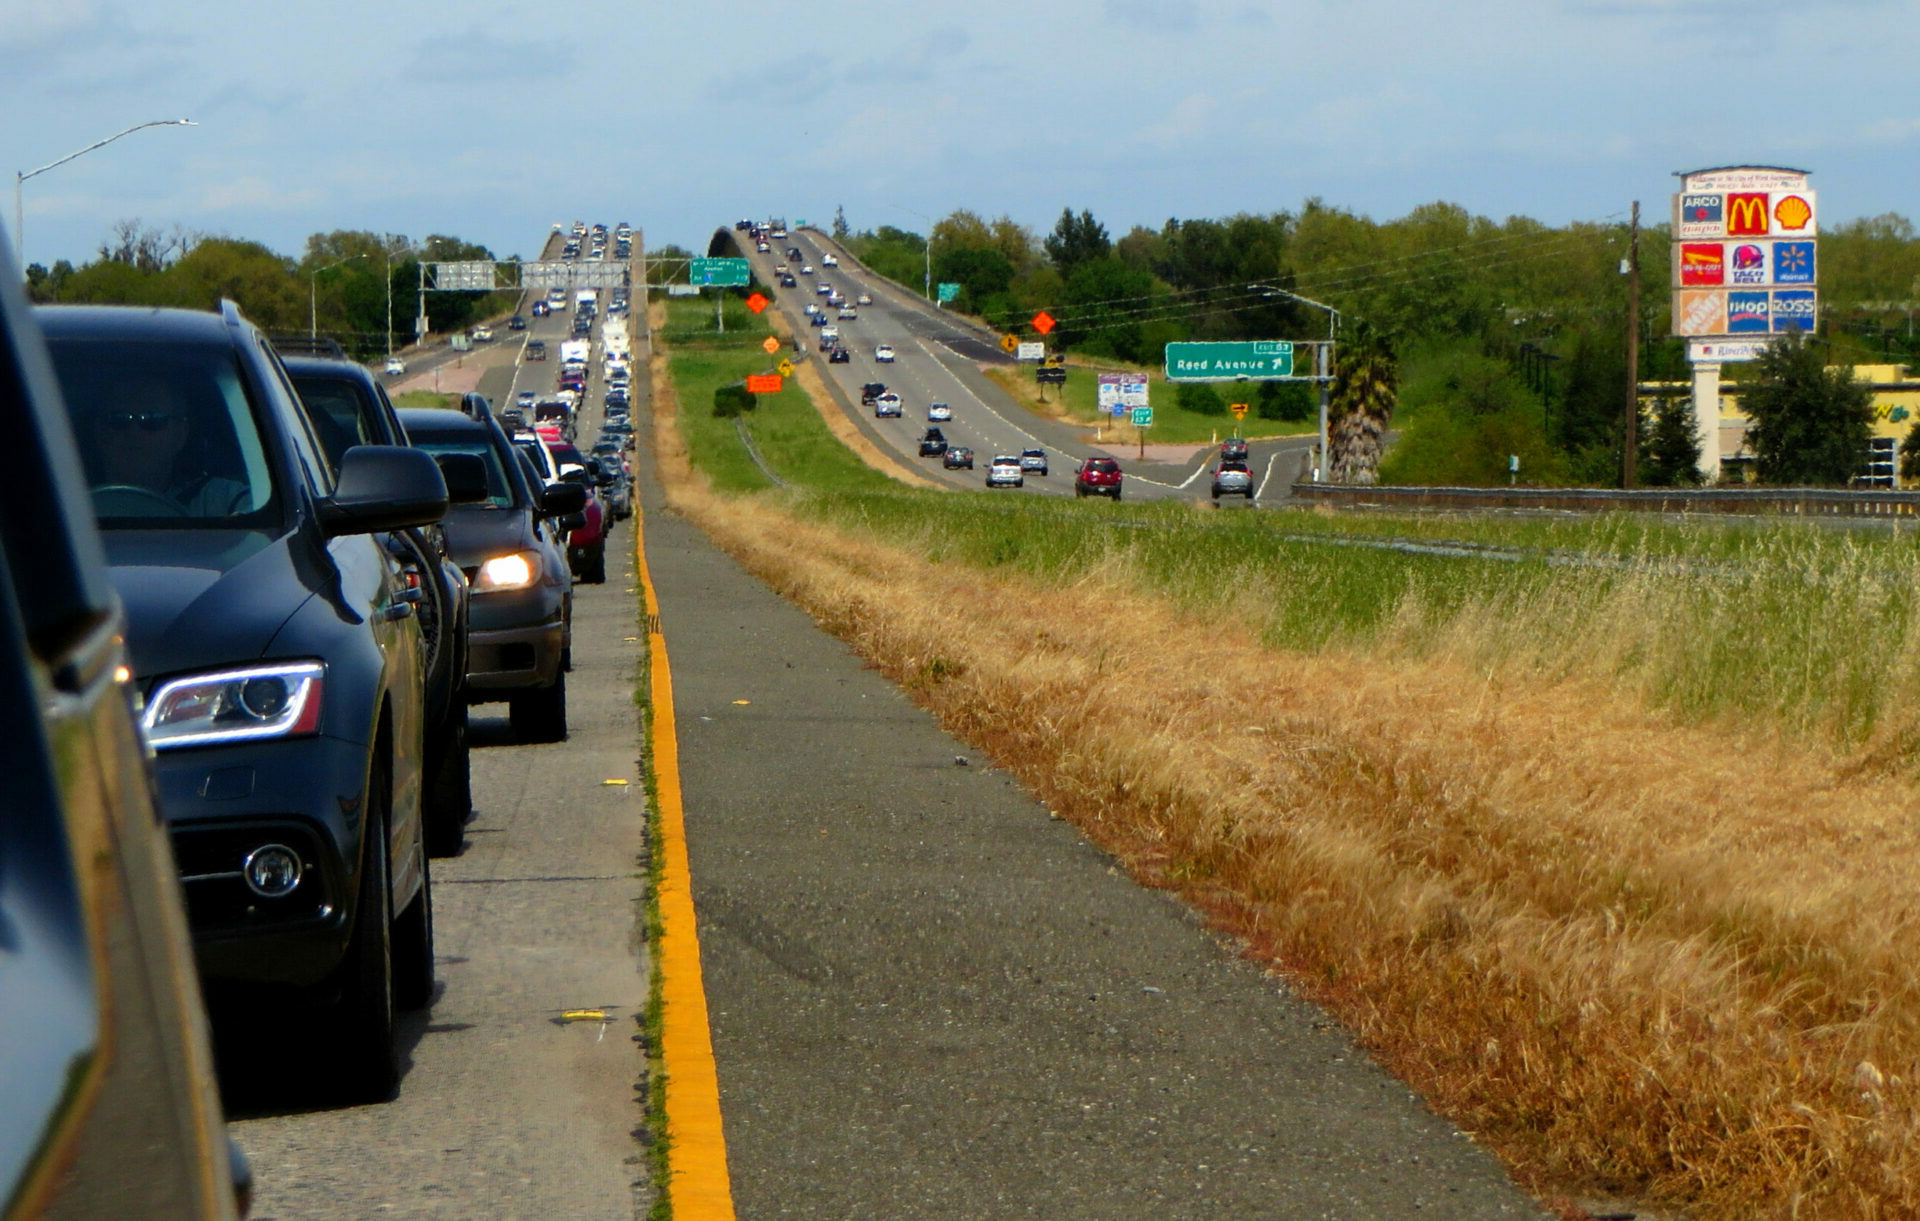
<box><xmin>2</xmin><ymin>0</ymin><xmax>1914</xmax><ymax>268</ymax></box>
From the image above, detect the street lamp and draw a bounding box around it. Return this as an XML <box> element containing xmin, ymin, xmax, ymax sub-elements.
<box><xmin>309</xmin><ymin>253</ymin><xmax>366</xmax><ymax>339</ymax></box>
<box><xmin>890</xmin><ymin>204</ymin><xmax>935</xmax><ymax>303</ymax></box>
<box><xmin>15</xmin><ymin>118</ymin><xmax>196</xmax><ymax>268</ymax></box>
<box><xmin>380</xmin><ymin>236</ymin><xmax>410</xmax><ymax>358</ymax></box>
<box><xmin>1249</xmin><ymin>284</ymin><xmax>1341</xmax><ymax>480</ymax></box>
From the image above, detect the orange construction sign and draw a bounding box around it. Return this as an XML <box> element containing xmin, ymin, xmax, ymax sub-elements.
<box><xmin>746</xmin><ymin>374</ymin><xmax>783</xmax><ymax>394</ymax></box>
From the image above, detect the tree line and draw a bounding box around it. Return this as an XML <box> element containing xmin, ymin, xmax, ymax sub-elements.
<box><xmin>25</xmin><ymin>223</ymin><xmax>520</xmax><ymax>358</ymax></box>
<box><xmin>834</xmin><ymin>201</ymin><xmax>1920</xmax><ymax>487</ymax></box>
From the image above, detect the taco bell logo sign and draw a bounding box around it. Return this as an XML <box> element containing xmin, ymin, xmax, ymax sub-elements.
<box><xmin>1729</xmin><ymin>244</ymin><xmax>1767</xmax><ymax>285</ymax></box>
<box><xmin>1771</xmin><ymin>290</ymin><xmax>1816</xmax><ymax>333</ymax></box>
<box><xmin>1773</xmin><ymin>241</ymin><xmax>1815</xmax><ymax>285</ymax></box>
<box><xmin>1726</xmin><ymin>291</ymin><xmax>1771</xmax><ymax>333</ymax></box>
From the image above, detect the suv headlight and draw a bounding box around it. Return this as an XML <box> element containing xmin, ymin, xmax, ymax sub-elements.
<box><xmin>143</xmin><ymin>662</ymin><xmax>325</xmax><ymax>750</ymax></box>
<box><xmin>473</xmin><ymin>550</ymin><xmax>539</xmax><ymax>592</ymax></box>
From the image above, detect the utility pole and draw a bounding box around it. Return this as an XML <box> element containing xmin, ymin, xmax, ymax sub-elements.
<box><xmin>1623</xmin><ymin>201</ymin><xmax>1640</xmax><ymax>489</ymax></box>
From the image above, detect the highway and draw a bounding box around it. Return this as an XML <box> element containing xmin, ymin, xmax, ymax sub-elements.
<box><xmin>221</xmin><ymin>221</ymin><xmax>1544</xmax><ymax>1220</ymax></box>
<box><xmin>738</xmin><ymin>227</ymin><xmax>1317</xmax><ymax>503</ymax></box>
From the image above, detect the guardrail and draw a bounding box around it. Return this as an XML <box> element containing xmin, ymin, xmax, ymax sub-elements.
<box><xmin>1288</xmin><ymin>482</ymin><xmax>1920</xmax><ymax>518</ymax></box>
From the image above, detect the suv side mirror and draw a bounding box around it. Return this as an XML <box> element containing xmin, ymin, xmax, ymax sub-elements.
<box><xmin>433</xmin><ymin>452</ymin><xmax>490</xmax><ymax>504</ymax></box>
<box><xmin>320</xmin><ymin>446</ymin><xmax>448</xmax><ymax>537</ymax></box>
<box><xmin>539</xmin><ymin>480</ymin><xmax>587</xmax><ymax>518</ymax></box>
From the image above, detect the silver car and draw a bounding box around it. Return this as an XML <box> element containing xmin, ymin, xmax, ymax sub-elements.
<box><xmin>1212</xmin><ymin>461</ymin><xmax>1255</xmax><ymax>499</ymax></box>
<box><xmin>987</xmin><ymin>457</ymin><xmax>1024</xmax><ymax>488</ymax></box>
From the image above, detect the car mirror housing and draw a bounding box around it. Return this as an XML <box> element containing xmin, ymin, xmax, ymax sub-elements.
<box><xmin>320</xmin><ymin>445</ymin><xmax>449</xmax><ymax>538</ymax></box>
<box><xmin>433</xmin><ymin>452</ymin><xmax>491</xmax><ymax>504</ymax></box>
<box><xmin>539</xmin><ymin>480</ymin><xmax>587</xmax><ymax>518</ymax></box>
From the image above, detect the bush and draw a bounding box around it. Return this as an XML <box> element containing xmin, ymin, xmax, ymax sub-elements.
<box><xmin>712</xmin><ymin>383</ymin><xmax>757</xmax><ymax>417</ymax></box>
<box><xmin>1257</xmin><ymin>380</ymin><xmax>1316</xmax><ymax>421</ymax></box>
<box><xmin>1175</xmin><ymin>382</ymin><xmax>1227</xmax><ymax>416</ymax></box>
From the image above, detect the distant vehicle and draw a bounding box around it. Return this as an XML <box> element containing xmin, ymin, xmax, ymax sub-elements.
<box><xmin>384</xmin><ymin>355</ymin><xmax>407</xmax><ymax>375</ymax></box>
<box><xmin>919</xmin><ymin>427</ymin><xmax>948</xmax><ymax>457</ymax></box>
<box><xmin>875</xmin><ymin>343</ymin><xmax>896</xmax><ymax>363</ymax></box>
<box><xmin>516</xmin><ymin>389</ymin><xmax>537</xmax><ymax>408</ymax></box>
<box><xmin>780</xmin><ymin>274</ymin><xmax>798</xmax><ymax>288</ymax></box>
<box><xmin>756</xmin><ymin>240</ymin><xmax>770</xmax><ymax>252</ymax></box>
<box><xmin>547</xmin><ymin>288</ymin><xmax>568</xmax><ymax>309</ymax></box>
<box><xmin>860</xmin><ymin>382</ymin><xmax>887</xmax><ymax>406</ymax></box>
<box><xmin>532</xmin><ymin>300</ymin><xmax>550</xmax><ymax>317</ymax></box>
<box><xmin>928</xmin><ymin>401</ymin><xmax>952</xmax><ymax>422</ymax></box>
<box><xmin>874</xmin><ymin>392</ymin><xmax>903</xmax><ymax>418</ymax></box>
<box><xmin>1221</xmin><ymin>437</ymin><xmax>1249</xmax><ymax>462</ymax></box>
<box><xmin>1020</xmin><ymin>448</ymin><xmax>1049</xmax><ymax>476</ymax></box>
<box><xmin>800</xmin><ymin>264</ymin><xmax>814</xmax><ymax>275</ymax></box>
<box><xmin>1212</xmin><ymin>460</ymin><xmax>1254</xmax><ymax>500</ymax></box>
<box><xmin>856</xmin><ymin>293</ymin><xmax>873</xmax><ymax>306</ymax></box>
<box><xmin>944</xmin><ymin>445</ymin><xmax>974</xmax><ymax>469</ymax></box>
<box><xmin>810</xmin><ymin>313</ymin><xmax>829</xmax><ymax>327</ymax></box>
<box><xmin>526</xmin><ymin>339</ymin><xmax>547</xmax><ymax>360</ymax></box>
<box><xmin>1075</xmin><ymin>456</ymin><xmax>1124</xmax><ymax>500</ymax></box>
<box><xmin>816</xmin><ymin>282</ymin><xmax>831</xmax><ymax>295</ymax></box>
<box><xmin>987</xmin><ymin>456</ymin><xmax>1024</xmax><ymax>487</ymax></box>
<box><xmin>837</xmin><ymin>307</ymin><xmax>858</xmax><ymax>320</ymax></box>
<box><xmin>828</xmin><ymin>346</ymin><xmax>851</xmax><ymax>363</ymax></box>
<box><xmin>822</xmin><ymin>253</ymin><xmax>838</xmax><ymax>267</ymax></box>
<box><xmin>508</xmin><ymin>314</ymin><xmax>527</xmax><ymax>331</ymax></box>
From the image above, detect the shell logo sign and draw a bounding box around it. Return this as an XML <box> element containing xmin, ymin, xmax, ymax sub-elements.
<box><xmin>1774</xmin><ymin>195</ymin><xmax>1814</xmax><ymax>231</ymax></box>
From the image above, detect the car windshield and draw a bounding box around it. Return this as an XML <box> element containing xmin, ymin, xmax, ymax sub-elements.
<box><xmin>408</xmin><ymin>435</ymin><xmax>515</xmax><ymax>509</ymax></box>
<box><xmin>47</xmin><ymin>338</ymin><xmax>280</xmax><ymax>528</ymax></box>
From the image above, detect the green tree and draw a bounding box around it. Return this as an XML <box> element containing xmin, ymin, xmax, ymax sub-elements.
<box><xmin>1043</xmin><ymin>208</ymin><xmax>1110</xmax><ymax>278</ymax></box>
<box><xmin>1256</xmin><ymin>379</ymin><xmax>1315</xmax><ymax>422</ymax></box>
<box><xmin>1740</xmin><ymin>334</ymin><xmax>1874</xmax><ymax>485</ymax></box>
<box><xmin>1640</xmin><ymin>396</ymin><xmax>1703</xmax><ymax>487</ymax></box>
<box><xmin>832</xmin><ymin>206</ymin><xmax>849</xmax><ymax>240</ymax></box>
<box><xmin>1328</xmin><ymin>323</ymin><xmax>1399</xmax><ymax>484</ymax></box>
<box><xmin>1175</xmin><ymin>382</ymin><xmax>1227</xmax><ymax>416</ymax></box>
<box><xmin>1901</xmin><ymin>421</ymin><xmax>1920</xmax><ymax>481</ymax></box>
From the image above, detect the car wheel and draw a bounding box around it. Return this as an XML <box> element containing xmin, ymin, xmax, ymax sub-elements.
<box><xmin>584</xmin><ymin>545</ymin><xmax>607</xmax><ymax>585</ymax></box>
<box><xmin>423</xmin><ymin>706</ymin><xmax>471</xmax><ymax>858</ymax></box>
<box><xmin>510</xmin><ymin>670</ymin><xmax>568</xmax><ymax>743</ymax></box>
<box><xmin>1246</xmin><ymin>488</ymin><xmax>1256</xmax><ymax>500</ymax></box>
<box><xmin>1212</xmin><ymin>489</ymin><xmax>1221</xmax><ymax>500</ymax></box>
<box><xmin>393</xmin><ymin>849</ymin><xmax>435</xmax><ymax>1011</ymax></box>
<box><xmin>1075</xmin><ymin>486</ymin><xmax>1085</xmax><ymax>498</ymax></box>
<box><xmin>336</xmin><ymin>764</ymin><xmax>397</xmax><ymax>1102</ymax></box>
<box><xmin>1112</xmin><ymin>489</ymin><xmax>1122</xmax><ymax>501</ymax></box>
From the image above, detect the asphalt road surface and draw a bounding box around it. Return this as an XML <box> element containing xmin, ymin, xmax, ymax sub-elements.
<box><xmin>223</xmin><ymin>223</ymin><xmax>1545</xmax><ymax>1220</ymax></box>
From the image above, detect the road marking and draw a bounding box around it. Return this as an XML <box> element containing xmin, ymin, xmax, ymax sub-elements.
<box><xmin>634</xmin><ymin>502</ymin><xmax>737</xmax><ymax>1220</ymax></box>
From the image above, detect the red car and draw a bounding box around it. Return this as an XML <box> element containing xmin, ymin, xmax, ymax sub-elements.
<box><xmin>549</xmin><ymin>441</ymin><xmax>610</xmax><ymax>585</ymax></box>
<box><xmin>1074</xmin><ymin>456</ymin><xmax>1124</xmax><ymax>500</ymax></box>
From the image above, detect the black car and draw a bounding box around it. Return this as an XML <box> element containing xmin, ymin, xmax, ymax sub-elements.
<box><xmin>919</xmin><ymin>427</ymin><xmax>948</xmax><ymax>457</ymax></box>
<box><xmin>779</xmin><ymin>274</ymin><xmax>797</xmax><ymax>288</ymax></box>
<box><xmin>282</xmin><ymin>350</ymin><xmax>479</xmax><ymax>857</ymax></box>
<box><xmin>860</xmin><ymin>382</ymin><xmax>887</xmax><ymax>406</ymax></box>
<box><xmin>399</xmin><ymin>401</ymin><xmax>581</xmax><ymax>742</ymax></box>
<box><xmin>41</xmin><ymin>301</ymin><xmax>448</xmax><ymax>1101</ymax></box>
<box><xmin>829</xmin><ymin>346</ymin><xmax>851</xmax><ymax>364</ymax></box>
<box><xmin>2</xmin><ymin>251</ymin><xmax>251</xmax><ymax>1217</ymax></box>
<box><xmin>943</xmin><ymin>446</ymin><xmax>975</xmax><ymax>469</ymax></box>
<box><xmin>507</xmin><ymin>314</ymin><xmax>527</xmax><ymax>331</ymax></box>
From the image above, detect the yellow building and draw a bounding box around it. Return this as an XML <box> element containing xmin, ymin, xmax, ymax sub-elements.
<box><xmin>1643</xmin><ymin>364</ymin><xmax>1920</xmax><ymax>484</ymax></box>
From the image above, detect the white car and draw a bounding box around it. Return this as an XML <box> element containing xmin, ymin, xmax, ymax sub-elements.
<box><xmin>383</xmin><ymin>356</ymin><xmax>406</xmax><ymax>376</ymax></box>
<box><xmin>471</xmin><ymin>325</ymin><xmax>493</xmax><ymax>342</ymax></box>
<box><xmin>875</xmin><ymin>343</ymin><xmax>896</xmax><ymax>363</ymax></box>
<box><xmin>800</xmin><ymin>264</ymin><xmax>814</xmax><ymax>275</ymax></box>
<box><xmin>822</xmin><ymin>254</ymin><xmax>838</xmax><ymax>267</ymax></box>
<box><xmin>874</xmin><ymin>392</ymin><xmax>903</xmax><ymax>418</ymax></box>
<box><xmin>927</xmin><ymin>402</ymin><xmax>952</xmax><ymax>422</ymax></box>
<box><xmin>986</xmin><ymin>457</ymin><xmax>1024</xmax><ymax>488</ymax></box>
<box><xmin>837</xmin><ymin>307</ymin><xmax>858</xmax><ymax>320</ymax></box>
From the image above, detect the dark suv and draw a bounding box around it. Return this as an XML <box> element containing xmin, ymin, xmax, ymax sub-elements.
<box><xmin>399</xmin><ymin>400</ymin><xmax>582</xmax><ymax>742</ymax></box>
<box><xmin>2</xmin><ymin>249</ymin><xmax>250</xmax><ymax>1216</ymax></box>
<box><xmin>39</xmin><ymin>300</ymin><xmax>448</xmax><ymax>1101</ymax></box>
<box><xmin>280</xmin><ymin>348</ymin><xmax>478</xmax><ymax>856</ymax></box>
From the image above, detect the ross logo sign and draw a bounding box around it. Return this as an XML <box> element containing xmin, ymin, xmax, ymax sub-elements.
<box><xmin>1679</xmin><ymin>243</ymin><xmax>1726</xmax><ymax>286</ymax></box>
<box><xmin>1675</xmin><ymin>290</ymin><xmax>1727</xmax><ymax>336</ymax></box>
<box><xmin>1729</xmin><ymin>244</ymin><xmax>1768</xmax><ymax>285</ymax></box>
<box><xmin>1774</xmin><ymin>194</ymin><xmax>1815</xmax><ymax>232</ymax></box>
<box><xmin>1770</xmin><ymin>289</ymin><xmax>1817</xmax><ymax>333</ymax></box>
<box><xmin>1726</xmin><ymin>193</ymin><xmax>1770</xmax><ymax>236</ymax></box>
<box><xmin>1726</xmin><ymin>291</ymin><xmax>1771</xmax><ymax>333</ymax></box>
<box><xmin>1677</xmin><ymin>193</ymin><xmax>1724</xmax><ymax>238</ymax></box>
<box><xmin>1773</xmin><ymin>241</ymin><xmax>1815</xmax><ymax>285</ymax></box>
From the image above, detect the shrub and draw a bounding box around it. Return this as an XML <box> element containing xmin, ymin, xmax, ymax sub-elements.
<box><xmin>1175</xmin><ymin>382</ymin><xmax>1227</xmax><ymax>416</ymax></box>
<box><xmin>712</xmin><ymin>383</ymin><xmax>757</xmax><ymax>417</ymax></box>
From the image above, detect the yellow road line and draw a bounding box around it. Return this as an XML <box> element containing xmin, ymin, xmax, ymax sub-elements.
<box><xmin>635</xmin><ymin>498</ymin><xmax>737</xmax><ymax>1219</ymax></box>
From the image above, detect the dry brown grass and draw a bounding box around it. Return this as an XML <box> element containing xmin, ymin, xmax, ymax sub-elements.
<box><xmin>646</xmin><ymin>403</ymin><xmax>1920</xmax><ymax>1216</ymax></box>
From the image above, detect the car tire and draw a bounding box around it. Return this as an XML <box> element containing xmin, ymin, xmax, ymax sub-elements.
<box><xmin>1246</xmin><ymin>489</ymin><xmax>1256</xmax><ymax>500</ymax></box>
<box><xmin>423</xmin><ymin>707</ymin><xmax>470</xmax><ymax>858</ymax></box>
<box><xmin>1075</xmin><ymin>486</ymin><xmax>1085</xmax><ymax>498</ymax></box>
<box><xmin>393</xmin><ymin>850</ymin><xmax>435</xmax><ymax>1012</ymax></box>
<box><xmin>510</xmin><ymin>671</ymin><xmax>568</xmax><ymax>744</ymax></box>
<box><xmin>1212</xmin><ymin>489</ymin><xmax>1221</xmax><ymax>500</ymax></box>
<box><xmin>336</xmin><ymin>766</ymin><xmax>397</xmax><ymax>1102</ymax></box>
<box><xmin>583</xmin><ymin>545</ymin><xmax>607</xmax><ymax>586</ymax></box>
<box><xmin>1112</xmin><ymin>489</ymin><xmax>1122</xmax><ymax>501</ymax></box>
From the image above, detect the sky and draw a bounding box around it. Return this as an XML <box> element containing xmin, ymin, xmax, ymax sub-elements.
<box><xmin>3</xmin><ymin>0</ymin><xmax>1916</xmax><ymax>270</ymax></box>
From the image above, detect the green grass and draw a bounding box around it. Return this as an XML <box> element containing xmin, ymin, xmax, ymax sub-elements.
<box><xmin>394</xmin><ymin>390</ymin><xmax>457</xmax><ymax>409</ymax></box>
<box><xmin>983</xmin><ymin>363</ymin><xmax>1317</xmax><ymax>444</ymax></box>
<box><xmin>661</xmin><ymin>297</ymin><xmax>905</xmax><ymax>495</ymax></box>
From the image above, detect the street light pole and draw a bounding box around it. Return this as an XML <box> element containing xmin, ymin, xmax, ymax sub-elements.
<box><xmin>309</xmin><ymin>253</ymin><xmax>366</xmax><ymax>340</ymax></box>
<box><xmin>890</xmin><ymin>204</ymin><xmax>936</xmax><ymax>303</ymax></box>
<box><xmin>15</xmin><ymin>118</ymin><xmax>195</xmax><ymax>269</ymax></box>
<box><xmin>1248</xmin><ymin>284</ymin><xmax>1340</xmax><ymax>479</ymax></box>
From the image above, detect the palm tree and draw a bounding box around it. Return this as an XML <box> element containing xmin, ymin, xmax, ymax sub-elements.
<box><xmin>1328</xmin><ymin>323</ymin><xmax>1398</xmax><ymax>485</ymax></box>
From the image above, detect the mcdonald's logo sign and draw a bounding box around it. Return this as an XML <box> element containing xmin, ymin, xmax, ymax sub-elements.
<box><xmin>1726</xmin><ymin>193</ymin><xmax>1770</xmax><ymax>236</ymax></box>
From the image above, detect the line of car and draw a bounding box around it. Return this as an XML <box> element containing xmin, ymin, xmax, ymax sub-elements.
<box><xmin>4</xmin><ymin>223</ymin><xmax>641</xmax><ymax>1214</ymax></box>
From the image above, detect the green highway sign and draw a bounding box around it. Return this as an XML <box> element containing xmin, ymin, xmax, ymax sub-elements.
<box><xmin>1130</xmin><ymin>406</ymin><xmax>1153</xmax><ymax>427</ymax></box>
<box><xmin>1164</xmin><ymin>340</ymin><xmax>1293</xmax><ymax>381</ymax></box>
<box><xmin>690</xmin><ymin>257</ymin><xmax>751</xmax><ymax>287</ymax></box>
<box><xmin>936</xmin><ymin>281</ymin><xmax>961</xmax><ymax>303</ymax></box>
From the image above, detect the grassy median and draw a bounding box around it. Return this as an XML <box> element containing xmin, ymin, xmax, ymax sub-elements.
<box><xmin>653</xmin><ymin>301</ymin><xmax>1920</xmax><ymax>1220</ymax></box>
